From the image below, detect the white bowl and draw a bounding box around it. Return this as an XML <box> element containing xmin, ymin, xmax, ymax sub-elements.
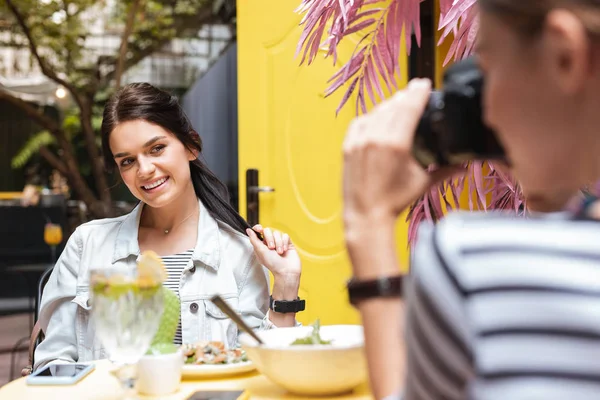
<box><xmin>136</xmin><ymin>349</ymin><xmax>184</xmax><ymax>396</ymax></box>
<box><xmin>239</xmin><ymin>325</ymin><xmax>367</xmax><ymax>396</ymax></box>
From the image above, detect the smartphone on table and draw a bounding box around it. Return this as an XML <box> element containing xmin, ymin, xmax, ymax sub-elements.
<box><xmin>186</xmin><ymin>391</ymin><xmax>247</xmax><ymax>400</ymax></box>
<box><xmin>26</xmin><ymin>363</ymin><xmax>95</xmax><ymax>386</ymax></box>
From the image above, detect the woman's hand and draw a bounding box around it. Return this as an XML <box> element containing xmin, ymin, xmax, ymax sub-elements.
<box><xmin>247</xmin><ymin>225</ymin><xmax>301</xmax><ymax>327</ymax></box>
<box><xmin>246</xmin><ymin>224</ymin><xmax>301</xmax><ymax>279</ymax></box>
<box><xmin>343</xmin><ymin>78</ymin><xmax>461</xmax><ymax>228</ymax></box>
<box><xmin>343</xmin><ymin>78</ymin><xmax>463</xmax><ymax>279</ymax></box>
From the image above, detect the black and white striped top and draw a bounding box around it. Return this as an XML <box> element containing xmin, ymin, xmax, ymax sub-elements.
<box><xmin>161</xmin><ymin>249</ymin><xmax>194</xmax><ymax>345</ymax></box>
<box><xmin>403</xmin><ymin>211</ymin><xmax>600</xmax><ymax>400</ymax></box>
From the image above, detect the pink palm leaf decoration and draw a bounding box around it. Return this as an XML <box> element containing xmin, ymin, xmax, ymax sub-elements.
<box><xmin>438</xmin><ymin>0</ymin><xmax>479</xmax><ymax>65</ymax></box>
<box><xmin>296</xmin><ymin>0</ymin><xmax>422</xmax><ymax>114</ymax></box>
<box><xmin>296</xmin><ymin>0</ymin><xmax>526</xmax><ymax>245</ymax></box>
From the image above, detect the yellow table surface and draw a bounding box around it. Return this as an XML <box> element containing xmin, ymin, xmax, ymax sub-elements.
<box><xmin>0</xmin><ymin>360</ymin><xmax>373</xmax><ymax>400</ymax></box>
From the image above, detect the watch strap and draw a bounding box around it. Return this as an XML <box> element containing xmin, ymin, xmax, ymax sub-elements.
<box><xmin>269</xmin><ymin>296</ymin><xmax>306</xmax><ymax>313</ymax></box>
<box><xmin>347</xmin><ymin>275</ymin><xmax>404</xmax><ymax>307</ymax></box>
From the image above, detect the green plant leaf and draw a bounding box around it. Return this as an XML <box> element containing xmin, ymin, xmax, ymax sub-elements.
<box><xmin>11</xmin><ymin>131</ymin><xmax>56</xmax><ymax>169</ymax></box>
<box><xmin>92</xmin><ymin>115</ymin><xmax>103</xmax><ymax>132</ymax></box>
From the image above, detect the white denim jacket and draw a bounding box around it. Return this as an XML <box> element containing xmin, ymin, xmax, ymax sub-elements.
<box><xmin>34</xmin><ymin>200</ymin><xmax>276</xmax><ymax>370</ymax></box>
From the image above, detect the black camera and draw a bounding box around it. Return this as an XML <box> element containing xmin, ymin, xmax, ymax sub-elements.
<box><xmin>413</xmin><ymin>57</ymin><xmax>506</xmax><ymax>167</ymax></box>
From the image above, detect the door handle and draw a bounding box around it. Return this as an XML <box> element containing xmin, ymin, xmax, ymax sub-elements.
<box><xmin>246</xmin><ymin>169</ymin><xmax>274</xmax><ymax>227</ymax></box>
<box><xmin>248</xmin><ymin>186</ymin><xmax>275</xmax><ymax>194</ymax></box>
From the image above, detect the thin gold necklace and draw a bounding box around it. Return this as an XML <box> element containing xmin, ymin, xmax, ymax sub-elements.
<box><xmin>162</xmin><ymin>209</ymin><xmax>198</xmax><ymax>234</ymax></box>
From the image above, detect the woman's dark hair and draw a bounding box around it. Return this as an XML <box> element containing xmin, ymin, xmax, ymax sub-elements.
<box><xmin>480</xmin><ymin>0</ymin><xmax>600</xmax><ymax>37</ymax></box>
<box><xmin>101</xmin><ymin>82</ymin><xmax>252</xmax><ymax>236</ymax></box>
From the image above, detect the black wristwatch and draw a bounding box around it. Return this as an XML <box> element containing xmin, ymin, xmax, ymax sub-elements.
<box><xmin>347</xmin><ymin>275</ymin><xmax>404</xmax><ymax>307</ymax></box>
<box><xmin>269</xmin><ymin>296</ymin><xmax>306</xmax><ymax>313</ymax></box>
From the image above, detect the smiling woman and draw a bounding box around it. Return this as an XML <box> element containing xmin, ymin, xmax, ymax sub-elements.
<box><xmin>110</xmin><ymin>122</ymin><xmax>196</xmax><ymax>214</ymax></box>
<box><xmin>100</xmin><ymin>84</ymin><xmax>251</xmax><ymax>237</ymax></box>
<box><xmin>33</xmin><ymin>83</ymin><xmax>304</xmax><ymax>371</ymax></box>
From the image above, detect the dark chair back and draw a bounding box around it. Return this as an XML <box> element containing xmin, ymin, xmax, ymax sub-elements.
<box><xmin>29</xmin><ymin>266</ymin><xmax>54</xmax><ymax>370</ymax></box>
<box><xmin>35</xmin><ymin>266</ymin><xmax>54</xmax><ymax>321</ymax></box>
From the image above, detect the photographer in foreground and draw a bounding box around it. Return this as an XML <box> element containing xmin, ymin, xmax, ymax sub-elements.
<box><xmin>343</xmin><ymin>1</ymin><xmax>600</xmax><ymax>399</ymax></box>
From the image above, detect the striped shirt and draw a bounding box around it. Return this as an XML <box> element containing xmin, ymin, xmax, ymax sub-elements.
<box><xmin>161</xmin><ymin>249</ymin><xmax>194</xmax><ymax>345</ymax></box>
<box><xmin>404</xmin><ymin>210</ymin><xmax>600</xmax><ymax>400</ymax></box>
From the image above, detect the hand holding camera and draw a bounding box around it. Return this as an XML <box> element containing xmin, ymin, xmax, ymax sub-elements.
<box><xmin>343</xmin><ymin>79</ymin><xmax>454</xmax><ymax>229</ymax></box>
<box><xmin>343</xmin><ymin>57</ymin><xmax>505</xmax><ymax>228</ymax></box>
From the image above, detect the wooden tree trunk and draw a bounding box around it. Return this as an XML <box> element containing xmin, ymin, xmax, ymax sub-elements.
<box><xmin>53</xmin><ymin>129</ymin><xmax>112</xmax><ymax>219</ymax></box>
<box><xmin>79</xmin><ymin>98</ymin><xmax>111</xmax><ymax>203</ymax></box>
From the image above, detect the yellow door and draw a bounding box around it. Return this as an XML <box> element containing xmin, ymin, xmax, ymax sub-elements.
<box><xmin>237</xmin><ymin>0</ymin><xmax>410</xmax><ymax>325</ymax></box>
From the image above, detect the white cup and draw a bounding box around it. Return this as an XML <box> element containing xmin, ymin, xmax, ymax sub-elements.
<box><xmin>136</xmin><ymin>349</ymin><xmax>184</xmax><ymax>396</ymax></box>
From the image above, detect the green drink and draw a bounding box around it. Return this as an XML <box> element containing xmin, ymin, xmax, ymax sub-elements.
<box><xmin>89</xmin><ymin>252</ymin><xmax>166</xmax><ymax>399</ymax></box>
<box><xmin>90</xmin><ymin>270</ymin><xmax>164</xmax><ymax>364</ymax></box>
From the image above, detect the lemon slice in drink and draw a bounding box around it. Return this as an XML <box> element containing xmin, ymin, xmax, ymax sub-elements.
<box><xmin>137</xmin><ymin>250</ymin><xmax>167</xmax><ymax>286</ymax></box>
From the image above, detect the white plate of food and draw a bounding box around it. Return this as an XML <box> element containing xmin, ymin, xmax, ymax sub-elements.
<box><xmin>180</xmin><ymin>341</ymin><xmax>256</xmax><ymax>378</ymax></box>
